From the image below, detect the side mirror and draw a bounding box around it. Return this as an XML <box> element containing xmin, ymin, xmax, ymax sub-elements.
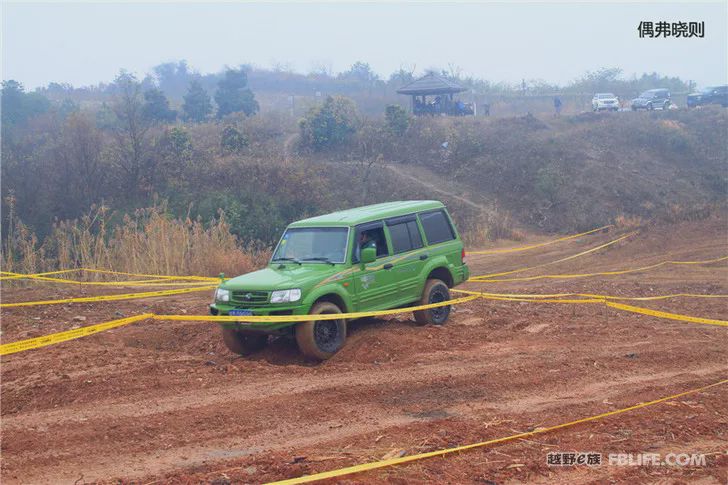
<box><xmin>360</xmin><ymin>247</ymin><xmax>376</xmax><ymax>265</ymax></box>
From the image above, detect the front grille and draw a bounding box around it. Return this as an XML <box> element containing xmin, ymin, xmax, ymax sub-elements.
<box><xmin>231</xmin><ymin>290</ymin><xmax>269</xmax><ymax>307</ymax></box>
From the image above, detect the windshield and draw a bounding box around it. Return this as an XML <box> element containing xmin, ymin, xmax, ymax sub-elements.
<box><xmin>639</xmin><ymin>91</ymin><xmax>656</xmax><ymax>98</ymax></box>
<box><xmin>597</xmin><ymin>93</ymin><xmax>615</xmax><ymax>99</ymax></box>
<box><xmin>272</xmin><ymin>227</ymin><xmax>349</xmax><ymax>264</ymax></box>
<box><xmin>699</xmin><ymin>86</ymin><xmax>715</xmax><ymax>94</ymax></box>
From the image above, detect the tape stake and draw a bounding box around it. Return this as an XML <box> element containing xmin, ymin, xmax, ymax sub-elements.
<box><xmin>265</xmin><ymin>378</ymin><xmax>728</xmax><ymax>485</ymax></box>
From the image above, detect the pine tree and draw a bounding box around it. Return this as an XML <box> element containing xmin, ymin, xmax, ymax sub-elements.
<box><xmin>182</xmin><ymin>81</ymin><xmax>212</xmax><ymax>122</ymax></box>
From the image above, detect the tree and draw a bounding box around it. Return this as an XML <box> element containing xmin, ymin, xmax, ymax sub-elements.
<box><xmin>182</xmin><ymin>81</ymin><xmax>212</xmax><ymax>122</ymax></box>
<box><xmin>153</xmin><ymin>61</ymin><xmax>193</xmax><ymax>99</ymax></box>
<box><xmin>339</xmin><ymin>62</ymin><xmax>379</xmax><ymax>84</ymax></box>
<box><xmin>52</xmin><ymin>113</ymin><xmax>107</xmax><ymax>217</ymax></box>
<box><xmin>1</xmin><ymin>80</ymin><xmax>51</xmax><ymax>128</ymax></box>
<box><xmin>384</xmin><ymin>105</ymin><xmax>410</xmax><ymax>136</ymax></box>
<box><xmin>388</xmin><ymin>67</ymin><xmax>415</xmax><ymax>88</ymax></box>
<box><xmin>142</xmin><ymin>88</ymin><xmax>177</xmax><ymax>123</ymax></box>
<box><xmin>299</xmin><ymin>96</ymin><xmax>359</xmax><ymax>151</ymax></box>
<box><xmin>214</xmin><ymin>69</ymin><xmax>258</xmax><ymax>118</ymax></box>
<box><xmin>221</xmin><ymin>125</ymin><xmax>249</xmax><ymax>155</ymax></box>
<box><xmin>110</xmin><ymin>72</ymin><xmax>153</xmax><ymax>197</ymax></box>
<box><xmin>155</xmin><ymin>127</ymin><xmax>194</xmax><ymax>192</ymax></box>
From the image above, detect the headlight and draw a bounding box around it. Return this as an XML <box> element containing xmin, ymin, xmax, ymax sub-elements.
<box><xmin>270</xmin><ymin>288</ymin><xmax>302</xmax><ymax>303</ymax></box>
<box><xmin>214</xmin><ymin>288</ymin><xmax>230</xmax><ymax>302</ymax></box>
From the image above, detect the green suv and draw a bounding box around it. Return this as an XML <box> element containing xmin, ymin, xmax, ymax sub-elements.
<box><xmin>210</xmin><ymin>201</ymin><xmax>469</xmax><ymax>360</ymax></box>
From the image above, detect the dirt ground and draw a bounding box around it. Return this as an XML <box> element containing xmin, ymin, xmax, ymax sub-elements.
<box><xmin>2</xmin><ymin>216</ymin><xmax>727</xmax><ymax>484</ymax></box>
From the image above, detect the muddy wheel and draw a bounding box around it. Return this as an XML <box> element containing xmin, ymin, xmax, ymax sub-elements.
<box><xmin>295</xmin><ymin>302</ymin><xmax>347</xmax><ymax>360</ymax></box>
<box><xmin>221</xmin><ymin>327</ymin><xmax>268</xmax><ymax>355</ymax></box>
<box><xmin>413</xmin><ymin>279</ymin><xmax>451</xmax><ymax>326</ymax></box>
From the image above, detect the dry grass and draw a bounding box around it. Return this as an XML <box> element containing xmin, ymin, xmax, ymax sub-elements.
<box><xmin>2</xmin><ymin>202</ymin><xmax>270</xmax><ymax>278</ymax></box>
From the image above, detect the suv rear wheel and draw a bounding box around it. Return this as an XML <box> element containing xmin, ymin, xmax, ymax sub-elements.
<box><xmin>414</xmin><ymin>278</ymin><xmax>451</xmax><ymax>326</ymax></box>
<box><xmin>221</xmin><ymin>327</ymin><xmax>268</xmax><ymax>355</ymax></box>
<box><xmin>296</xmin><ymin>301</ymin><xmax>347</xmax><ymax>360</ymax></box>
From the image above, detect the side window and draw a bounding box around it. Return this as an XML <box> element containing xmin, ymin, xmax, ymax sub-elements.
<box><xmin>419</xmin><ymin>210</ymin><xmax>455</xmax><ymax>245</ymax></box>
<box><xmin>352</xmin><ymin>223</ymin><xmax>388</xmax><ymax>262</ymax></box>
<box><xmin>387</xmin><ymin>219</ymin><xmax>423</xmax><ymax>254</ymax></box>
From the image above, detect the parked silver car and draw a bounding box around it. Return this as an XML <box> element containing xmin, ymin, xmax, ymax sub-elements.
<box><xmin>592</xmin><ymin>93</ymin><xmax>620</xmax><ymax>112</ymax></box>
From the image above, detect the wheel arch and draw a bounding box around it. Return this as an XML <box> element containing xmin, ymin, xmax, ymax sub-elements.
<box><xmin>426</xmin><ymin>265</ymin><xmax>454</xmax><ymax>288</ymax></box>
<box><xmin>308</xmin><ymin>287</ymin><xmax>351</xmax><ymax>313</ymax></box>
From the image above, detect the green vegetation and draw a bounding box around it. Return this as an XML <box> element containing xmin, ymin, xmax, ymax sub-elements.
<box><xmin>182</xmin><ymin>80</ymin><xmax>213</xmax><ymax>122</ymax></box>
<box><xmin>384</xmin><ymin>104</ymin><xmax>410</xmax><ymax>136</ymax></box>
<box><xmin>299</xmin><ymin>96</ymin><xmax>360</xmax><ymax>151</ymax></box>
<box><xmin>214</xmin><ymin>69</ymin><xmax>258</xmax><ymax>118</ymax></box>
<box><xmin>1</xmin><ymin>60</ymin><xmax>724</xmax><ymax>275</ymax></box>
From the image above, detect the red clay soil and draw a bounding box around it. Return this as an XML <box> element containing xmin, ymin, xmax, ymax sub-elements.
<box><xmin>1</xmin><ymin>216</ymin><xmax>727</xmax><ymax>484</ymax></box>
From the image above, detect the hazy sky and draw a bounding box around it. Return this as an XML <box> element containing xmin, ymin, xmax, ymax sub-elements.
<box><xmin>3</xmin><ymin>1</ymin><xmax>727</xmax><ymax>89</ymax></box>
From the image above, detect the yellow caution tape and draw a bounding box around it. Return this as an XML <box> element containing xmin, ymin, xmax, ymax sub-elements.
<box><xmin>77</xmin><ymin>268</ymin><xmax>219</xmax><ymax>281</ymax></box>
<box><xmin>152</xmin><ymin>295</ymin><xmax>481</xmax><ymax>323</ymax></box>
<box><xmin>1</xmin><ymin>268</ymin><xmax>219</xmax><ymax>283</ymax></box>
<box><xmin>453</xmin><ymin>288</ymin><xmax>728</xmax><ymax>301</ymax></box>
<box><xmin>0</xmin><ymin>296</ymin><xmax>479</xmax><ymax>355</ymax></box>
<box><xmin>468</xmin><ymin>225</ymin><xmax>613</xmax><ymax>255</ymax></box>
<box><xmin>605</xmin><ymin>301</ymin><xmax>728</xmax><ymax>327</ymax></box>
<box><xmin>0</xmin><ymin>314</ymin><xmax>154</xmax><ymax>356</ymax></box>
<box><xmin>1</xmin><ymin>274</ymin><xmax>214</xmax><ymax>286</ymax></box>
<box><xmin>454</xmin><ymin>289</ymin><xmax>728</xmax><ymax>327</ymax></box>
<box><xmin>470</xmin><ymin>232</ymin><xmax>636</xmax><ymax>280</ymax></box>
<box><xmin>266</xmin><ymin>378</ymin><xmax>728</xmax><ymax>484</ymax></box>
<box><xmin>470</xmin><ymin>255</ymin><xmax>728</xmax><ymax>283</ymax></box>
<box><xmin>3</xmin><ymin>290</ymin><xmax>725</xmax><ymax>356</ymax></box>
<box><xmin>0</xmin><ymin>268</ymin><xmax>85</xmax><ymax>280</ymax></box>
<box><xmin>0</xmin><ymin>285</ymin><xmax>216</xmax><ymax>308</ymax></box>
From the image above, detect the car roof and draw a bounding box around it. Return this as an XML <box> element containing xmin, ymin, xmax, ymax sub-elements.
<box><xmin>289</xmin><ymin>200</ymin><xmax>446</xmax><ymax>227</ymax></box>
<box><xmin>595</xmin><ymin>93</ymin><xmax>615</xmax><ymax>96</ymax></box>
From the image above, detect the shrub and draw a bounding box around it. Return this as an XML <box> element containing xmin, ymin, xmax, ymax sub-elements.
<box><xmin>220</xmin><ymin>125</ymin><xmax>249</xmax><ymax>155</ymax></box>
<box><xmin>299</xmin><ymin>96</ymin><xmax>359</xmax><ymax>151</ymax></box>
<box><xmin>384</xmin><ymin>104</ymin><xmax>409</xmax><ymax>136</ymax></box>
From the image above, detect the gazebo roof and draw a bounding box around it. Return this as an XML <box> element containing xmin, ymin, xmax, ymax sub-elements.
<box><xmin>396</xmin><ymin>73</ymin><xmax>467</xmax><ymax>96</ymax></box>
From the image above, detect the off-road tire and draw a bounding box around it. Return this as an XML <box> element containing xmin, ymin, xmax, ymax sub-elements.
<box><xmin>221</xmin><ymin>327</ymin><xmax>268</xmax><ymax>355</ymax></box>
<box><xmin>296</xmin><ymin>302</ymin><xmax>347</xmax><ymax>360</ymax></box>
<box><xmin>413</xmin><ymin>278</ymin><xmax>451</xmax><ymax>326</ymax></box>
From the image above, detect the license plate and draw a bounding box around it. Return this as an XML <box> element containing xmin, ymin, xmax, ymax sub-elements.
<box><xmin>229</xmin><ymin>309</ymin><xmax>253</xmax><ymax>317</ymax></box>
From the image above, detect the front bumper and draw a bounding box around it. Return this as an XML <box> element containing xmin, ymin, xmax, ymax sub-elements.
<box><xmin>210</xmin><ymin>302</ymin><xmax>309</xmax><ymax>332</ymax></box>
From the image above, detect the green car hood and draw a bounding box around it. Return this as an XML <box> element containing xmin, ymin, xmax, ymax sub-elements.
<box><xmin>222</xmin><ymin>264</ymin><xmax>341</xmax><ymax>291</ymax></box>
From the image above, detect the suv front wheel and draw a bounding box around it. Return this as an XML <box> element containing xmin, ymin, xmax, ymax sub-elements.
<box><xmin>414</xmin><ymin>278</ymin><xmax>451</xmax><ymax>325</ymax></box>
<box><xmin>296</xmin><ymin>301</ymin><xmax>347</xmax><ymax>360</ymax></box>
<box><xmin>221</xmin><ymin>327</ymin><xmax>268</xmax><ymax>355</ymax></box>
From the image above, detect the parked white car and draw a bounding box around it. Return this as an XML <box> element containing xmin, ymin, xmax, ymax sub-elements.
<box><xmin>592</xmin><ymin>93</ymin><xmax>620</xmax><ymax>112</ymax></box>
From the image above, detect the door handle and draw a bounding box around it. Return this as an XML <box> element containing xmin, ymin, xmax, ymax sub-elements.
<box><xmin>419</xmin><ymin>254</ymin><xmax>429</xmax><ymax>260</ymax></box>
<box><xmin>383</xmin><ymin>263</ymin><xmax>393</xmax><ymax>270</ymax></box>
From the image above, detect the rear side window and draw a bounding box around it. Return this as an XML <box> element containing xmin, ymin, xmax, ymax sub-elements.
<box><xmin>387</xmin><ymin>219</ymin><xmax>423</xmax><ymax>254</ymax></box>
<box><xmin>419</xmin><ymin>210</ymin><xmax>455</xmax><ymax>245</ymax></box>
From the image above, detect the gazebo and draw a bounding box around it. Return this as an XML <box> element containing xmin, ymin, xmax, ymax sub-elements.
<box><xmin>396</xmin><ymin>73</ymin><xmax>473</xmax><ymax>116</ymax></box>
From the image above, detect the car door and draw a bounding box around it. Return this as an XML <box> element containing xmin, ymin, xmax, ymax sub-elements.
<box><xmin>351</xmin><ymin>221</ymin><xmax>397</xmax><ymax>311</ymax></box>
<box><xmin>384</xmin><ymin>215</ymin><xmax>427</xmax><ymax>303</ymax></box>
